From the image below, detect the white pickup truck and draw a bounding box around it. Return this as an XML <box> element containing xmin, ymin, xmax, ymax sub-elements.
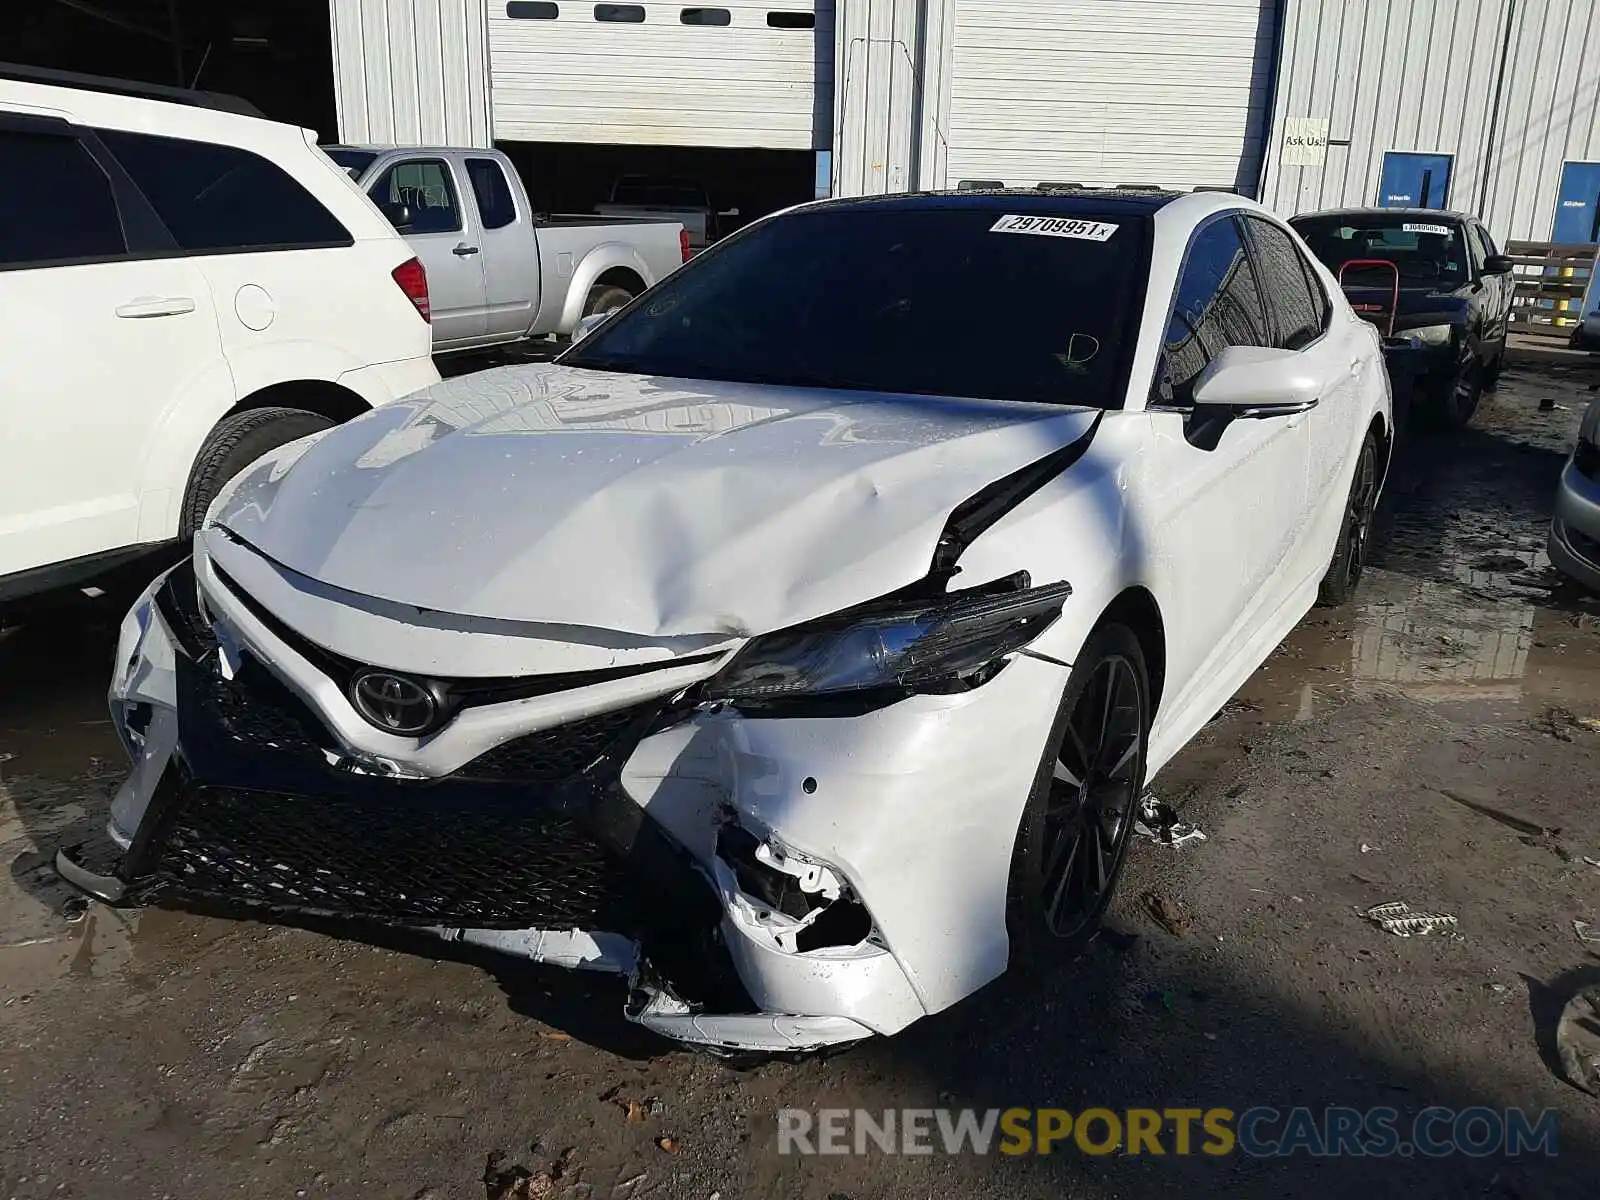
<box><xmin>326</xmin><ymin>147</ymin><xmax>688</xmax><ymax>354</ymax></box>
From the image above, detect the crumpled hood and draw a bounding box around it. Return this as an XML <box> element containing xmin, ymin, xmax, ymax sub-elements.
<box><xmin>212</xmin><ymin>364</ymin><xmax>1099</xmax><ymax>639</ymax></box>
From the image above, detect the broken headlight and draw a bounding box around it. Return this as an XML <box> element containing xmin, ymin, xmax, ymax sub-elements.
<box><xmin>705</xmin><ymin>580</ymin><xmax>1072</xmax><ymax>702</ymax></box>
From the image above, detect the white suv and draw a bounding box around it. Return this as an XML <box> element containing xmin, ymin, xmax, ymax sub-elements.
<box><xmin>0</xmin><ymin>65</ymin><xmax>439</xmax><ymax>610</ymax></box>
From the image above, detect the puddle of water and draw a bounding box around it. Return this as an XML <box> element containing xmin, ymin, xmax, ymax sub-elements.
<box><xmin>1237</xmin><ymin>377</ymin><xmax>1600</xmax><ymax>723</ymax></box>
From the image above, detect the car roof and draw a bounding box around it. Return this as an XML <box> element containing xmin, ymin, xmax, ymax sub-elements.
<box><xmin>797</xmin><ymin>186</ymin><xmax>1189</xmax><ymax>219</ymax></box>
<box><xmin>1291</xmin><ymin>206</ymin><xmax>1474</xmax><ymax>224</ymax></box>
<box><xmin>0</xmin><ymin>61</ymin><xmax>262</xmax><ymax>117</ymax></box>
<box><xmin>326</xmin><ymin>144</ymin><xmax>489</xmax><ymax>156</ymax></box>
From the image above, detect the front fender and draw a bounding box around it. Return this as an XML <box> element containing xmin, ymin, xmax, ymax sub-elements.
<box><xmin>557</xmin><ymin>242</ymin><xmax>658</xmax><ymax>334</ymax></box>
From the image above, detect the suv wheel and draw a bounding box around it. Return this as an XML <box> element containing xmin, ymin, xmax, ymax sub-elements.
<box><xmin>180</xmin><ymin>407</ymin><xmax>335</xmax><ymax>537</ymax></box>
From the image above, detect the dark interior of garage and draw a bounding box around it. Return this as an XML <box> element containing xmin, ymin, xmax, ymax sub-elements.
<box><xmin>15</xmin><ymin>0</ymin><xmax>337</xmax><ymax>140</ymax></box>
<box><xmin>498</xmin><ymin>142</ymin><xmax>819</xmax><ymax>229</ymax></box>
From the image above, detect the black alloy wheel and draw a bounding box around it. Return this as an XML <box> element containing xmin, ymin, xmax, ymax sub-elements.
<box><xmin>1317</xmin><ymin>432</ymin><xmax>1379</xmax><ymax>607</ymax></box>
<box><xmin>1008</xmin><ymin>623</ymin><xmax>1149</xmax><ymax>963</ymax></box>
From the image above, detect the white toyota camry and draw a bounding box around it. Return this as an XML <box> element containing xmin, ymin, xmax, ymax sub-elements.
<box><xmin>60</xmin><ymin>188</ymin><xmax>1391</xmax><ymax>1056</ymax></box>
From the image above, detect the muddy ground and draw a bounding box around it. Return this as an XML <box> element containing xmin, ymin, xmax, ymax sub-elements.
<box><xmin>4</xmin><ymin>359</ymin><xmax>1600</xmax><ymax>1199</ymax></box>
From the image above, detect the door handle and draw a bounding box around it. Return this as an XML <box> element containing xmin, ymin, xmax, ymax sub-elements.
<box><xmin>115</xmin><ymin>296</ymin><xmax>197</xmax><ymax>319</ymax></box>
<box><xmin>453</xmin><ymin>244</ymin><xmax>480</xmax><ymax>256</ymax></box>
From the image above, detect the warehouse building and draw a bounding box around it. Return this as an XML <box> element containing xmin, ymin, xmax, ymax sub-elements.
<box><xmin>19</xmin><ymin>0</ymin><xmax>1600</xmax><ymax>242</ymax></box>
<box><xmin>1262</xmin><ymin>0</ymin><xmax>1600</xmax><ymax>243</ymax></box>
<box><xmin>324</xmin><ymin>0</ymin><xmax>1599</xmax><ymax>242</ymax></box>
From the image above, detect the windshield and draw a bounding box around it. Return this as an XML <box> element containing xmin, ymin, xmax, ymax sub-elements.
<box><xmin>1291</xmin><ymin>214</ymin><xmax>1468</xmax><ymax>286</ymax></box>
<box><xmin>562</xmin><ymin>205</ymin><xmax>1150</xmax><ymax>408</ymax></box>
<box><xmin>323</xmin><ymin>148</ymin><xmax>377</xmax><ymax>182</ymax></box>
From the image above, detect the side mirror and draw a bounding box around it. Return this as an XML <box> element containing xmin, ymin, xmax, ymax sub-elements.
<box><xmin>1483</xmin><ymin>253</ymin><xmax>1515</xmax><ymax>275</ymax></box>
<box><xmin>379</xmin><ymin>201</ymin><xmax>415</xmax><ymax>230</ymax></box>
<box><xmin>571</xmin><ymin>311</ymin><xmax>612</xmax><ymax>343</ymax></box>
<box><xmin>1190</xmin><ymin>345</ymin><xmax>1321</xmax><ymax>418</ymax></box>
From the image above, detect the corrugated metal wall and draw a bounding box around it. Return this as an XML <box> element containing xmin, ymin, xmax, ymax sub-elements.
<box><xmin>330</xmin><ymin>0</ymin><xmax>493</xmax><ymax>146</ymax></box>
<box><xmin>488</xmin><ymin>0</ymin><xmax>833</xmax><ymax>149</ymax></box>
<box><xmin>831</xmin><ymin>0</ymin><xmax>956</xmax><ymax>195</ymax></box>
<box><xmin>1261</xmin><ymin>0</ymin><xmax>1600</xmax><ymax>241</ymax></box>
<box><xmin>1486</xmin><ymin>0</ymin><xmax>1600</xmax><ymax>241</ymax></box>
<box><xmin>938</xmin><ymin>0</ymin><xmax>1278</xmax><ymax>193</ymax></box>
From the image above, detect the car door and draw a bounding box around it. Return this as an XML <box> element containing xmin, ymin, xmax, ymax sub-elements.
<box><xmin>368</xmin><ymin>156</ymin><xmax>487</xmax><ymax>347</ymax></box>
<box><xmin>1137</xmin><ymin>214</ymin><xmax>1313</xmax><ymax>722</ymax></box>
<box><xmin>1242</xmin><ymin>214</ymin><xmax>1363</xmax><ymax>543</ymax></box>
<box><xmin>1473</xmin><ymin>223</ymin><xmax>1515</xmax><ymax>345</ymax></box>
<box><xmin>463</xmin><ymin>155</ymin><xmax>540</xmax><ymax>341</ymax></box>
<box><xmin>0</xmin><ymin>116</ymin><xmax>224</xmax><ymax>587</ymax></box>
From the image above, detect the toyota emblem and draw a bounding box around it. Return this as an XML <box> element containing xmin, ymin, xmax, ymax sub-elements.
<box><xmin>350</xmin><ymin>671</ymin><xmax>439</xmax><ymax>735</ymax></box>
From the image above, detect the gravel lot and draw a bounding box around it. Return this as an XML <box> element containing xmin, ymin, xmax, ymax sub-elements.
<box><xmin>4</xmin><ymin>357</ymin><xmax>1600</xmax><ymax>1199</ymax></box>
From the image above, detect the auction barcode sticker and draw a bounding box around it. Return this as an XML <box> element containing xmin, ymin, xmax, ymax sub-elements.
<box><xmin>1402</xmin><ymin>222</ymin><xmax>1452</xmax><ymax>236</ymax></box>
<box><xmin>990</xmin><ymin>214</ymin><xmax>1119</xmax><ymax>241</ymax></box>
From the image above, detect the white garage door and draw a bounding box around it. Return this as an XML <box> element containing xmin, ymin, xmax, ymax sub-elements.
<box><xmin>943</xmin><ymin>0</ymin><xmax>1276</xmax><ymax>193</ymax></box>
<box><xmin>489</xmin><ymin>0</ymin><xmax>834</xmax><ymax>149</ymax></box>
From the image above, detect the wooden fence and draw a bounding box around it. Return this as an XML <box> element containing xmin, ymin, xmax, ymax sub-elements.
<box><xmin>1506</xmin><ymin>240</ymin><xmax>1596</xmax><ymax>341</ymax></box>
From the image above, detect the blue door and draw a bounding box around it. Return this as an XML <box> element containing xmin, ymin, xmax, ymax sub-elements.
<box><xmin>1554</xmin><ymin>161</ymin><xmax>1600</xmax><ymax>243</ymax></box>
<box><xmin>1377</xmin><ymin>152</ymin><xmax>1453</xmax><ymax>209</ymax></box>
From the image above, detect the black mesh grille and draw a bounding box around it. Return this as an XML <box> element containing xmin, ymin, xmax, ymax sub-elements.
<box><xmin>155</xmin><ymin>785</ymin><xmax>652</xmax><ymax>929</ymax></box>
<box><xmin>190</xmin><ymin>659</ymin><xmax>330</xmax><ymax>765</ymax></box>
<box><xmin>455</xmin><ymin>705</ymin><xmax>652</xmax><ymax>782</ymax></box>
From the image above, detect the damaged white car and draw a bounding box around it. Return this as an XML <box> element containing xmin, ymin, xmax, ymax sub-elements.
<box><xmin>59</xmin><ymin>189</ymin><xmax>1392</xmax><ymax>1056</ymax></box>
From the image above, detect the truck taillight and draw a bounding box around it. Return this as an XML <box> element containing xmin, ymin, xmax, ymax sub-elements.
<box><xmin>680</xmin><ymin>229</ymin><xmax>692</xmax><ymax>263</ymax></box>
<box><xmin>392</xmin><ymin>257</ymin><xmax>431</xmax><ymax>323</ymax></box>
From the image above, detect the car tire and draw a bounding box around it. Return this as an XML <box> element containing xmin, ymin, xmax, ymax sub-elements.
<box><xmin>180</xmin><ymin>407</ymin><xmax>335</xmax><ymax>537</ymax></box>
<box><xmin>1006</xmin><ymin>621</ymin><xmax>1149</xmax><ymax>970</ymax></box>
<box><xmin>583</xmin><ymin>283</ymin><xmax>637</xmax><ymax>319</ymax></box>
<box><xmin>1316</xmin><ymin>431</ymin><xmax>1379</xmax><ymax>608</ymax></box>
<box><xmin>1431</xmin><ymin>341</ymin><xmax>1483</xmax><ymax>428</ymax></box>
<box><xmin>1483</xmin><ymin>344</ymin><xmax>1506</xmax><ymax>391</ymax></box>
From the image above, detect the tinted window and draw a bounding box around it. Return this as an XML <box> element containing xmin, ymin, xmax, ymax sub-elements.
<box><xmin>767</xmin><ymin>11</ymin><xmax>815</xmax><ymax>27</ymax></box>
<box><xmin>596</xmin><ymin>4</ymin><xmax>645</xmax><ymax>19</ymax></box>
<box><xmin>1465</xmin><ymin>223</ymin><xmax>1488</xmax><ymax>272</ymax></box>
<box><xmin>563</xmin><ymin>205</ymin><xmax>1150</xmax><ymax>408</ymax></box>
<box><xmin>1301</xmin><ymin>253</ymin><xmax>1330</xmax><ymax>330</ymax></box>
<box><xmin>1161</xmin><ymin>217</ymin><xmax>1269</xmax><ymax>400</ymax></box>
<box><xmin>681</xmin><ymin>7</ymin><xmax>730</xmax><ymax>22</ymax></box>
<box><xmin>369</xmin><ymin>160</ymin><xmax>461</xmax><ymax>235</ymax></box>
<box><xmin>1479</xmin><ymin>225</ymin><xmax>1501</xmax><ymax>257</ymax></box>
<box><xmin>98</xmin><ymin>129</ymin><xmax>350</xmax><ymax>252</ymax></box>
<box><xmin>466</xmin><ymin>158</ymin><xmax>517</xmax><ymax>230</ymax></box>
<box><xmin>0</xmin><ymin>131</ymin><xmax>125</xmax><ymax>266</ymax></box>
<box><xmin>1246</xmin><ymin>217</ymin><xmax>1325</xmax><ymax>350</ymax></box>
<box><xmin>1291</xmin><ymin>214</ymin><xmax>1468</xmax><ymax>286</ymax></box>
<box><xmin>507</xmin><ymin>1</ymin><xmax>559</xmax><ymax>14</ymax></box>
<box><xmin>324</xmin><ymin>147</ymin><xmax>377</xmax><ymax>181</ymax></box>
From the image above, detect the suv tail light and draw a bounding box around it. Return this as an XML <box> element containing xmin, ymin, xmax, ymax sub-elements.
<box><xmin>680</xmin><ymin>229</ymin><xmax>692</xmax><ymax>263</ymax></box>
<box><xmin>392</xmin><ymin>257</ymin><xmax>431</xmax><ymax>323</ymax></box>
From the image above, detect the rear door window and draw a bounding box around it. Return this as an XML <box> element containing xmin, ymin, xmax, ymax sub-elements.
<box><xmin>1160</xmin><ymin>216</ymin><xmax>1270</xmax><ymax>401</ymax></box>
<box><xmin>1244</xmin><ymin>216</ymin><xmax>1327</xmax><ymax>350</ymax></box>
<box><xmin>466</xmin><ymin>158</ymin><xmax>517</xmax><ymax>230</ymax></box>
<box><xmin>369</xmin><ymin>160</ymin><xmax>463</xmax><ymax>235</ymax></box>
<box><xmin>0</xmin><ymin>129</ymin><xmax>126</xmax><ymax>267</ymax></box>
<box><xmin>97</xmin><ymin>129</ymin><xmax>352</xmax><ymax>252</ymax></box>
